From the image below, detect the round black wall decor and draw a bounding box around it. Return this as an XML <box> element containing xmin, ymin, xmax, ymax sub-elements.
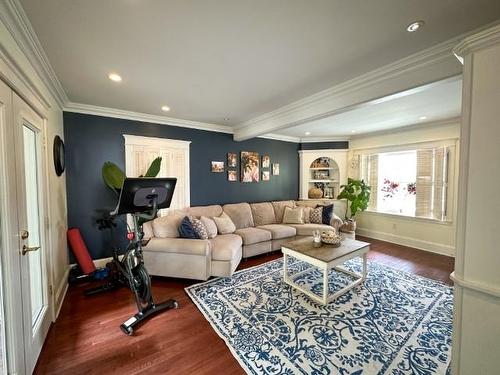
<box><xmin>53</xmin><ymin>135</ymin><xmax>65</xmax><ymax>176</ymax></box>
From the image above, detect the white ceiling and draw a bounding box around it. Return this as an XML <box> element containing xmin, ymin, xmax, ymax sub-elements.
<box><xmin>275</xmin><ymin>77</ymin><xmax>462</xmax><ymax>139</ymax></box>
<box><xmin>19</xmin><ymin>0</ymin><xmax>500</xmax><ymax>132</ymax></box>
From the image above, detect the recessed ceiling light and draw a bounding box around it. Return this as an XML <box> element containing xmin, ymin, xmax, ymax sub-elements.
<box><xmin>406</xmin><ymin>20</ymin><xmax>424</xmax><ymax>33</ymax></box>
<box><xmin>305</xmin><ymin>132</ymin><xmax>311</xmax><ymax>136</ymax></box>
<box><xmin>351</xmin><ymin>130</ymin><xmax>356</xmax><ymax>133</ymax></box>
<box><xmin>161</xmin><ymin>105</ymin><xmax>170</xmax><ymax>112</ymax></box>
<box><xmin>419</xmin><ymin>116</ymin><xmax>427</xmax><ymax>120</ymax></box>
<box><xmin>223</xmin><ymin>117</ymin><xmax>230</xmax><ymax>121</ymax></box>
<box><xmin>108</xmin><ymin>73</ymin><xmax>122</xmax><ymax>82</ymax></box>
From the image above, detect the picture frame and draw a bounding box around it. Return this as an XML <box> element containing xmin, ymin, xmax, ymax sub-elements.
<box><xmin>227</xmin><ymin>153</ymin><xmax>237</xmax><ymax>168</ymax></box>
<box><xmin>240</xmin><ymin>151</ymin><xmax>260</xmax><ymax>182</ymax></box>
<box><xmin>228</xmin><ymin>170</ymin><xmax>237</xmax><ymax>182</ymax></box>
<box><xmin>211</xmin><ymin>161</ymin><xmax>224</xmax><ymax>173</ymax></box>
<box><xmin>262</xmin><ymin>155</ymin><xmax>270</xmax><ymax>169</ymax></box>
<box><xmin>272</xmin><ymin>163</ymin><xmax>280</xmax><ymax>176</ymax></box>
<box><xmin>262</xmin><ymin>170</ymin><xmax>270</xmax><ymax>181</ymax></box>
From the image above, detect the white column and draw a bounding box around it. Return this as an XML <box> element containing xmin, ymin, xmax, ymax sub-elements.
<box><xmin>451</xmin><ymin>25</ymin><xmax>500</xmax><ymax>375</ymax></box>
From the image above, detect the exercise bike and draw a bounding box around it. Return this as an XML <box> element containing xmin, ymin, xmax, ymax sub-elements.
<box><xmin>86</xmin><ymin>177</ymin><xmax>178</xmax><ymax>335</ymax></box>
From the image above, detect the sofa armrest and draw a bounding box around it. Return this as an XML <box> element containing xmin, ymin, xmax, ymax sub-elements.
<box><xmin>330</xmin><ymin>213</ymin><xmax>343</xmax><ymax>232</ymax></box>
<box><xmin>144</xmin><ymin>237</ymin><xmax>210</xmax><ymax>256</ymax></box>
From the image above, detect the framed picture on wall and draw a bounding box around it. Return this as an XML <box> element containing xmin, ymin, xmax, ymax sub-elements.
<box><xmin>262</xmin><ymin>170</ymin><xmax>270</xmax><ymax>181</ymax></box>
<box><xmin>262</xmin><ymin>155</ymin><xmax>270</xmax><ymax>168</ymax></box>
<box><xmin>272</xmin><ymin>163</ymin><xmax>280</xmax><ymax>175</ymax></box>
<box><xmin>240</xmin><ymin>151</ymin><xmax>260</xmax><ymax>182</ymax></box>
<box><xmin>227</xmin><ymin>153</ymin><xmax>237</xmax><ymax>168</ymax></box>
<box><xmin>228</xmin><ymin>170</ymin><xmax>237</xmax><ymax>182</ymax></box>
<box><xmin>211</xmin><ymin>161</ymin><xmax>224</xmax><ymax>172</ymax></box>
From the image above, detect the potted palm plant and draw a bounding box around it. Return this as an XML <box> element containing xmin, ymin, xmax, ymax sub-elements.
<box><xmin>102</xmin><ymin>157</ymin><xmax>162</xmax><ymax>194</ymax></box>
<box><xmin>337</xmin><ymin>178</ymin><xmax>371</xmax><ymax>232</ymax></box>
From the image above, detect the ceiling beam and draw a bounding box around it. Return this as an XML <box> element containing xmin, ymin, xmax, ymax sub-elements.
<box><xmin>234</xmin><ymin>37</ymin><xmax>463</xmax><ymax>141</ymax></box>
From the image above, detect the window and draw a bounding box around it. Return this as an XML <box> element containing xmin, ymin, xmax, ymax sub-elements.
<box><xmin>358</xmin><ymin>143</ymin><xmax>455</xmax><ymax>221</ymax></box>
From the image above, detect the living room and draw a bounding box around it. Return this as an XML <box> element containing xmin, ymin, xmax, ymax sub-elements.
<box><xmin>0</xmin><ymin>1</ymin><xmax>499</xmax><ymax>374</ymax></box>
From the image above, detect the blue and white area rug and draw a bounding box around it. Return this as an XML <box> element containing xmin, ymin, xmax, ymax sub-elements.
<box><xmin>185</xmin><ymin>258</ymin><xmax>453</xmax><ymax>374</ymax></box>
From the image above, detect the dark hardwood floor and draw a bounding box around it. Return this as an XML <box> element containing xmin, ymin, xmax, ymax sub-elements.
<box><xmin>34</xmin><ymin>237</ymin><xmax>454</xmax><ymax>375</ymax></box>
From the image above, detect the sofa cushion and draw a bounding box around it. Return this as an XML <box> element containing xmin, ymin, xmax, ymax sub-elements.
<box><xmin>302</xmin><ymin>206</ymin><xmax>312</xmax><ymax>223</ymax></box>
<box><xmin>250</xmin><ymin>202</ymin><xmax>277</xmax><ymax>226</ymax></box>
<box><xmin>234</xmin><ymin>227</ymin><xmax>272</xmax><ymax>245</ymax></box>
<box><xmin>151</xmin><ymin>213</ymin><xmax>184</xmax><ymax>238</ymax></box>
<box><xmin>144</xmin><ymin>237</ymin><xmax>210</xmax><ymax>256</ymax></box>
<box><xmin>272</xmin><ymin>200</ymin><xmax>296</xmax><ymax>223</ymax></box>
<box><xmin>189</xmin><ymin>216</ymin><xmax>208</xmax><ymax>240</ymax></box>
<box><xmin>310</xmin><ymin>206</ymin><xmax>323</xmax><ymax>224</ymax></box>
<box><xmin>209</xmin><ymin>234</ymin><xmax>243</xmax><ymax>261</ymax></box>
<box><xmin>184</xmin><ymin>205</ymin><xmax>223</xmax><ymax>218</ymax></box>
<box><xmin>289</xmin><ymin>223</ymin><xmax>334</xmax><ymax>236</ymax></box>
<box><xmin>257</xmin><ymin>224</ymin><xmax>296</xmax><ymax>240</ymax></box>
<box><xmin>200</xmin><ymin>216</ymin><xmax>217</xmax><ymax>239</ymax></box>
<box><xmin>213</xmin><ymin>212</ymin><xmax>236</xmax><ymax>234</ymax></box>
<box><xmin>223</xmin><ymin>202</ymin><xmax>254</xmax><ymax>229</ymax></box>
<box><xmin>283</xmin><ymin>206</ymin><xmax>304</xmax><ymax>224</ymax></box>
<box><xmin>179</xmin><ymin>216</ymin><xmax>199</xmax><ymax>239</ymax></box>
<box><xmin>322</xmin><ymin>204</ymin><xmax>334</xmax><ymax>225</ymax></box>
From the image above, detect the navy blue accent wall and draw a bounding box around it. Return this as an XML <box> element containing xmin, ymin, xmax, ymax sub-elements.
<box><xmin>63</xmin><ymin>112</ymin><xmax>299</xmax><ymax>260</ymax></box>
<box><xmin>300</xmin><ymin>141</ymin><xmax>348</xmax><ymax>150</ymax></box>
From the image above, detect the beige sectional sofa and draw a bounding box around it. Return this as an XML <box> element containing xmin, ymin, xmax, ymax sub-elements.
<box><xmin>142</xmin><ymin>200</ymin><xmax>344</xmax><ymax>281</ymax></box>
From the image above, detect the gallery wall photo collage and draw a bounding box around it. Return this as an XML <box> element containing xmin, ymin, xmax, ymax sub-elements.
<box><xmin>211</xmin><ymin>152</ymin><xmax>280</xmax><ymax>183</ymax></box>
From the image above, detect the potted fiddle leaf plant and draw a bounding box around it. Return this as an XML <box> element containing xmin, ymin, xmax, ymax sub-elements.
<box><xmin>337</xmin><ymin>178</ymin><xmax>371</xmax><ymax>232</ymax></box>
<box><xmin>102</xmin><ymin>157</ymin><xmax>162</xmax><ymax>195</ymax></box>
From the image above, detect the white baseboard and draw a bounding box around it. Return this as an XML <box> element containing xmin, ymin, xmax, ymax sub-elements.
<box><xmin>356</xmin><ymin>227</ymin><xmax>455</xmax><ymax>257</ymax></box>
<box><xmin>54</xmin><ymin>266</ymin><xmax>70</xmax><ymax>320</ymax></box>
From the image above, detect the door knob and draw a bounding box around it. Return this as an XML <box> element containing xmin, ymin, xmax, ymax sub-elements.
<box><xmin>22</xmin><ymin>245</ymin><xmax>40</xmax><ymax>255</ymax></box>
<box><xmin>21</xmin><ymin>230</ymin><xmax>29</xmax><ymax>239</ymax></box>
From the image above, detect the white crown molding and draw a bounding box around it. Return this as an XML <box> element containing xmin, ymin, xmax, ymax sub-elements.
<box><xmin>349</xmin><ymin>116</ymin><xmax>461</xmax><ymax>141</ymax></box>
<box><xmin>300</xmin><ymin>137</ymin><xmax>350</xmax><ymax>143</ymax></box>
<box><xmin>0</xmin><ymin>0</ymin><xmax>68</xmax><ymax>108</ymax></box>
<box><xmin>64</xmin><ymin>102</ymin><xmax>234</xmax><ymax>134</ymax></box>
<box><xmin>454</xmin><ymin>23</ymin><xmax>500</xmax><ymax>58</ymax></box>
<box><xmin>258</xmin><ymin>133</ymin><xmax>301</xmax><ymax>143</ymax></box>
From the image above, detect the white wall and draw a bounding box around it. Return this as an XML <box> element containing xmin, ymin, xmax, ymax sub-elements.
<box><xmin>0</xmin><ymin>16</ymin><xmax>68</xmax><ymax>318</ymax></box>
<box><xmin>451</xmin><ymin>26</ymin><xmax>500</xmax><ymax>374</ymax></box>
<box><xmin>348</xmin><ymin>120</ymin><xmax>460</xmax><ymax>256</ymax></box>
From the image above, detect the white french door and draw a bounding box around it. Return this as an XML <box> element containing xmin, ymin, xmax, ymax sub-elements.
<box><xmin>13</xmin><ymin>93</ymin><xmax>52</xmax><ymax>373</ymax></box>
<box><xmin>0</xmin><ymin>79</ymin><xmax>52</xmax><ymax>374</ymax></box>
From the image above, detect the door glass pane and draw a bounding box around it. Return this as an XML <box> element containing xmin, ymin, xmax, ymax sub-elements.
<box><xmin>23</xmin><ymin>125</ymin><xmax>44</xmax><ymax>327</ymax></box>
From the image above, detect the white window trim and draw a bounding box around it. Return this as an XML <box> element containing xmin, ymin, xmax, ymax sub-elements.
<box><xmin>353</xmin><ymin>138</ymin><xmax>459</xmax><ymax>224</ymax></box>
<box><xmin>123</xmin><ymin>134</ymin><xmax>191</xmax><ymax>208</ymax></box>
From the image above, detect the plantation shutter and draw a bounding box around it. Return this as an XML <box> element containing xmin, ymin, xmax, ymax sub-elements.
<box><xmin>416</xmin><ymin>147</ymin><xmax>449</xmax><ymax>220</ymax></box>
<box><xmin>360</xmin><ymin>154</ymin><xmax>378</xmax><ymax>210</ymax></box>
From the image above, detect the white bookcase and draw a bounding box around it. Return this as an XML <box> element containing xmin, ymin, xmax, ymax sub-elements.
<box><xmin>299</xmin><ymin>149</ymin><xmax>348</xmax><ymax>202</ymax></box>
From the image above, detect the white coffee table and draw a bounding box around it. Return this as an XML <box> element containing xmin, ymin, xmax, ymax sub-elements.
<box><xmin>282</xmin><ymin>237</ymin><xmax>370</xmax><ymax>305</ymax></box>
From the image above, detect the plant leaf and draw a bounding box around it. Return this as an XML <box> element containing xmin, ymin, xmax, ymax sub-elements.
<box><xmin>102</xmin><ymin>161</ymin><xmax>126</xmax><ymax>191</ymax></box>
<box><xmin>144</xmin><ymin>157</ymin><xmax>162</xmax><ymax>177</ymax></box>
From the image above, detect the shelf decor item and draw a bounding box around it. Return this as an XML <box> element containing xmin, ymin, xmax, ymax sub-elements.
<box><xmin>308</xmin><ymin>187</ymin><xmax>323</xmax><ymax>199</ymax></box>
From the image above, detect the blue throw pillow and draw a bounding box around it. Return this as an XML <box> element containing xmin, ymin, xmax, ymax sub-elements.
<box><xmin>321</xmin><ymin>204</ymin><xmax>334</xmax><ymax>225</ymax></box>
<box><xmin>179</xmin><ymin>216</ymin><xmax>200</xmax><ymax>239</ymax></box>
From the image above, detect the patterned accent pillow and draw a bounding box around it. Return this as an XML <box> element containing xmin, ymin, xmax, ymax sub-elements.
<box><xmin>189</xmin><ymin>216</ymin><xmax>208</xmax><ymax>240</ymax></box>
<box><xmin>321</xmin><ymin>204</ymin><xmax>334</xmax><ymax>225</ymax></box>
<box><xmin>310</xmin><ymin>206</ymin><xmax>323</xmax><ymax>224</ymax></box>
<box><xmin>200</xmin><ymin>216</ymin><xmax>217</xmax><ymax>239</ymax></box>
<box><xmin>178</xmin><ymin>216</ymin><xmax>199</xmax><ymax>239</ymax></box>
